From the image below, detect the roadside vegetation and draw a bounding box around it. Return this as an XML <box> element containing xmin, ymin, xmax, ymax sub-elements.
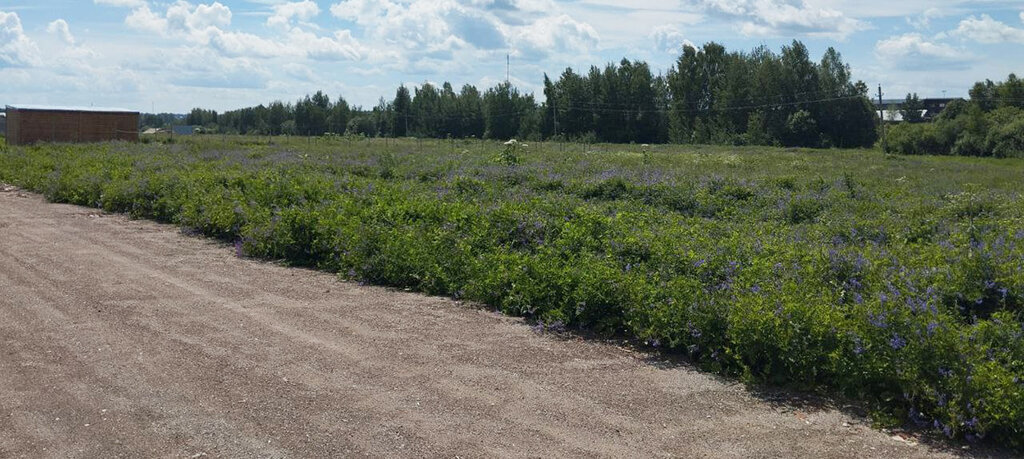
<box><xmin>1</xmin><ymin>137</ymin><xmax>1021</xmax><ymax>447</ymax></box>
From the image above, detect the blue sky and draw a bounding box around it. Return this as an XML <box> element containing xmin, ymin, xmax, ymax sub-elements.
<box><xmin>1</xmin><ymin>1</ymin><xmax>1023</xmax><ymax>113</ymax></box>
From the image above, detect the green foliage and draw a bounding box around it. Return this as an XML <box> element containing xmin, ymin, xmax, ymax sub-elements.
<box><xmin>889</xmin><ymin>75</ymin><xmax>1024</xmax><ymax>158</ymax></box>
<box><xmin>902</xmin><ymin>93</ymin><xmax>924</xmax><ymax>123</ymax></box>
<box><xmin>2</xmin><ymin>137</ymin><xmax>1023</xmax><ymax>447</ymax></box>
<box><xmin>174</xmin><ymin>42</ymin><xmax>878</xmax><ymax>149</ymax></box>
<box><xmin>666</xmin><ymin>42</ymin><xmax>876</xmax><ymax>148</ymax></box>
<box><xmin>987</xmin><ymin>117</ymin><xmax>1024</xmax><ymax>158</ymax></box>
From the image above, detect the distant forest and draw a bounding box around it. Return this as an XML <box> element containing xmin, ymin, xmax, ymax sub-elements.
<box><xmin>170</xmin><ymin>40</ymin><xmax>883</xmax><ymax>148</ymax></box>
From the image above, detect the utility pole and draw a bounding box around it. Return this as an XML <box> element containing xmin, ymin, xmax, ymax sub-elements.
<box><xmin>506</xmin><ymin>54</ymin><xmax>510</xmax><ymax>84</ymax></box>
<box><xmin>878</xmin><ymin>84</ymin><xmax>886</xmax><ymax>152</ymax></box>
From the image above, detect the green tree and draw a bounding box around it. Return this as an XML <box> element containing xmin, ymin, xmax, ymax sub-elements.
<box><xmin>327</xmin><ymin>96</ymin><xmax>351</xmax><ymax>135</ymax></box>
<box><xmin>459</xmin><ymin>84</ymin><xmax>485</xmax><ymax>138</ymax></box>
<box><xmin>392</xmin><ymin>85</ymin><xmax>412</xmax><ymax>137</ymax></box>
<box><xmin>970</xmin><ymin>80</ymin><xmax>998</xmax><ymax>111</ymax></box>
<box><xmin>902</xmin><ymin>93</ymin><xmax>924</xmax><ymax>123</ymax></box>
<box><xmin>997</xmin><ymin>73</ymin><xmax>1024</xmax><ymax>110</ymax></box>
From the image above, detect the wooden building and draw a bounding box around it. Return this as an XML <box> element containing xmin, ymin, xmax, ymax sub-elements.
<box><xmin>4</xmin><ymin>105</ymin><xmax>140</xmax><ymax>145</ymax></box>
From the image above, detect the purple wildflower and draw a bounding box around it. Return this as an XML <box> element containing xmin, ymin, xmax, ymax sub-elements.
<box><xmin>889</xmin><ymin>334</ymin><xmax>907</xmax><ymax>350</ymax></box>
<box><xmin>868</xmin><ymin>311</ymin><xmax>888</xmax><ymax>329</ymax></box>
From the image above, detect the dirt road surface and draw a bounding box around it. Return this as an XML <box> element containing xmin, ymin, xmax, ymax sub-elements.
<box><xmin>0</xmin><ymin>188</ymin><xmax>977</xmax><ymax>458</ymax></box>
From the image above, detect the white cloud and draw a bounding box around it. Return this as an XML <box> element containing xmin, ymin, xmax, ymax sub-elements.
<box><xmin>121</xmin><ymin>1</ymin><xmax>364</xmax><ymax>63</ymax></box>
<box><xmin>875</xmin><ymin>33</ymin><xmax>971</xmax><ymax>70</ymax></box>
<box><xmin>512</xmin><ymin>14</ymin><xmax>599</xmax><ymax>58</ymax></box>
<box><xmin>650</xmin><ymin>25</ymin><xmax>693</xmax><ymax>53</ymax></box>
<box><xmin>699</xmin><ymin>0</ymin><xmax>866</xmax><ymax>39</ymax></box>
<box><xmin>267</xmin><ymin>1</ymin><xmax>321</xmax><ymax>29</ymax></box>
<box><xmin>0</xmin><ymin>11</ymin><xmax>39</xmax><ymax>68</ymax></box>
<box><xmin>906</xmin><ymin>7</ymin><xmax>942</xmax><ymax>30</ymax></box>
<box><xmin>167</xmin><ymin>1</ymin><xmax>231</xmax><ymax>32</ymax></box>
<box><xmin>47</xmin><ymin>19</ymin><xmax>76</xmax><ymax>45</ymax></box>
<box><xmin>94</xmin><ymin>0</ymin><xmax>145</xmax><ymax>7</ymax></box>
<box><xmin>952</xmin><ymin>14</ymin><xmax>1024</xmax><ymax>44</ymax></box>
<box><xmin>290</xmin><ymin>29</ymin><xmax>363</xmax><ymax>60</ymax></box>
<box><xmin>329</xmin><ymin>0</ymin><xmax>389</xmax><ymax>24</ymax></box>
<box><xmin>330</xmin><ymin>0</ymin><xmax>597</xmax><ymax>59</ymax></box>
<box><xmin>127</xmin><ymin>1</ymin><xmax>231</xmax><ymax>41</ymax></box>
<box><xmin>209</xmin><ymin>30</ymin><xmax>290</xmax><ymax>58</ymax></box>
<box><xmin>125</xmin><ymin>5</ymin><xmax>170</xmax><ymax>35</ymax></box>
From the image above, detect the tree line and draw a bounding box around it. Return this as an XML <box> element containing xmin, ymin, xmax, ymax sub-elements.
<box><xmin>886</xmin><ymin>74</ymin><xmax>1024</xmax><ymax>157</ymax></box>
<box><xmin>173</xmin><ymin>40</ymin><xmax>879</xmax><ymax>148</ymax></box>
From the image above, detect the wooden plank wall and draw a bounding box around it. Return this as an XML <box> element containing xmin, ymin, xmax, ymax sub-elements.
<box><xmin>6</xmin><ymin>109</ymin><xmax>139</xmax><ymax>145</ymax></box>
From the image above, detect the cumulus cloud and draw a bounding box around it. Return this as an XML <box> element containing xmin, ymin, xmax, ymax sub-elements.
<box><xmin>125</xmin><ymin>5</ymin><xmax>169</xmax><ymax>34</ymax></box>
<box><xmin>951</xmin><ymin>14</ymin><xmax>1024</xmax><ymax>44</ymax></box>
<box><xmin>699</xmin><ymin>0</ymin><xmax>865</xmax><ymax>39</ymax></box>
<box><xmin>329</xmin><ymin>0</ymin><xmax>596</xmax><ymax>58</ymax></box>
<box><xmin>875</xmin><ymin>33</ymin><xmax>971</xmax><ymax>71</ymax></box>
<box><xmin>0</xmin><ymin>11</ymin><xmax>40</xmax><ymax>68</ymax></box>
<box><xmin>47</xmin><ymin>19</ymin><xmax>76</xmax><ymax>45</ymax></box>
<box><xmin>167</xmin><ymin>1</ymin><xmax>231</xmax><ymax>31</ymax></box>
<box><xmin>267</xmin><ymin>1</ymin><xmax>321</xmax><ymax>29</ymax></box>
<box><xmin>123</xmin><ymin>1</ymin><xmax>363</xmax><ymax>62</ymax></box>
<box><xmin>209</xmin><ymin>30</ymin><xmax>290</xmax><ymax>58</ymax></box>
<box><xmin>126</xmin><ymin>1</ymin><xmax>231</xmax><ymax>42</ymax></box>
<box><xmin>512</xmin><ymin>14</ymin><xmax>599</xmax><ymax>59</ymax></box>
<box><xmin>290</xmin><ymin>29</ymin><xmax>363</xmax><ymax>60</ymax></box>
<box><xmin>651</xmin><ymin>25</ymin><xmax>694</xmax><ymax>53</ymax></box>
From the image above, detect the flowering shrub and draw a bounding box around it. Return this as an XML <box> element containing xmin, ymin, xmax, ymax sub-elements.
<box><xmin>1</xmin><ymin>138</ymin><xmax>1022</xmax><ymax>447</ymax></box>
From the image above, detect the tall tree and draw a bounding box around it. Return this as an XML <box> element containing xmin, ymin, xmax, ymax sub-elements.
<box><xmin>328</xmin><ymin>96</ymin><xmax>351</xmax><ymax>134</ymax></box>
<box><xmin>392</xmin><ymin>85</ymin><xmax>412</xmax><ymax>137</ymax></box>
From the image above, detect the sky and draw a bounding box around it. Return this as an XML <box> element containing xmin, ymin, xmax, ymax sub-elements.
<box><xmin>1</xmin><ymin>0</ymin><xmax>1023</xmax><ymax>113</ymax></box>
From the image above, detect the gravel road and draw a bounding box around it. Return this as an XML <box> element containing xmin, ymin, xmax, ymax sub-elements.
<box><xmin>0</xmin><ymin>188</ymin><xmax>976</xmax><ymax>457</ymax></box>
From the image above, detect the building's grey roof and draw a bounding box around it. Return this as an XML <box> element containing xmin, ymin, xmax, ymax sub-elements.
<box><xmin>6</xmin><ymin>104</ymin><xmax>137</xmax><ymax>114</ymax></box>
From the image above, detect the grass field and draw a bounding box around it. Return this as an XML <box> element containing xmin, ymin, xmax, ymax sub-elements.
<box><xmin>1</xmin><ymin>136</ymin><xmax>1022</xmax><ymax>446</ymax></box>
